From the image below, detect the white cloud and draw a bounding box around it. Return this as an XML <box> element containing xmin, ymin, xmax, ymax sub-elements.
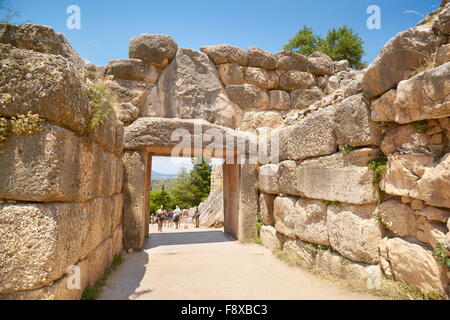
<box><xmin>403</xmin><ymin>9</ymin><xmax>424</xmax><ymax>17</ymax></box>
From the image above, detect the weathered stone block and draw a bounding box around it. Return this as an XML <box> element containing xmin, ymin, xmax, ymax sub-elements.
<box><xmin>274</xmin><ymin>196</ymin><xmax>297</xmax><ymax>239</ymax></box>
<box><xmin>283</xmin><ymin>238</ymin><xmax>317</xmax><ymax>269</ymax></box>
<box><xmin>268</xmin><ymin>90</ymin><xmax>290</xmax><ymax>111</ymax></box>
<box><xmin>296</xmin><ymin>149</ymin><xmax>380</xmax><ymax>204</ymax></box>
<box><xmin>129</xmin><ymin>34</ymin><xmax>178</xmax><ymax>67</ymax></box>
<box><xmin>216</xmin><ymin>63</ymin><xmax>244</xmax><ymax>85</ymax></box>
<box><xmin>376</xmin><ymin>199</ymin><xmax>418</xmax><ymax>237</ymax></box>
<box><xmin>0</xmin><ymin>44</ymin><xmax>90</xmax><ymax>134</ymax></box>
<box><xmin>247</xmin><ymin>47</ymin><xmax>277</xmax><ymax>70</ymax></box>
<box><xmin>382</xmin><ymin>237</ymin><xmax>448</xmax><ymax>294</ymax></box>
<box><xmin>279</xmin><ymin>71</ymin><xmax>315</xmax><ymax>91</ymax></box>
<box><xmin>295</xmin><ymin>198</ymin><xmax>329</xmax><ymax>246</ymax></box>
<box><xmin>225</xmin><ymin>84</ymin><xmax>269</xmax><ymax>111</ymax></box>
<box><xmin>240</xmin><ymin>111</ymin><xmax>283</xmax><ymax>131</ymax></box>
<box><xmin>148</xmin><ymin>48</ymin><xmax>242</xmax><ymax>128</ymax></box>
<box><xmin>106</xmin><ymin>59</ymin><xmax>161</xmax><ymax>83</ymax></box>
<box><xmin>258</xmin><ymin>164</ymin><xmax>279</xmax><ymax>194</ymax></box>
<box><xmin>290</xmin><ymin>87</ymin><xmax>323</xmax><ymax>110</ymax></box>
<box><xmin>278</xmin><ymin>160</ymin><xmax>302</xmax><ymax>196</ymax></box>
<box><xmin>244</xmin><ymin>67</ymin><xmax>279</xmax><ymax>89</ymax></box>
<box><xmin>279</xmin><ymin>106</ymin><xmax>337</xmax><ymax>161</ymax></box>
<box><xmin>260</xmin><ymin>225</ymin><xmax>282</xmax><ymax>250</ymax></box>
<box><xmin>259</xmin><ymin>192</ymin><xmax>276</xmax><ymax>226</ymax></box>
<box><xmin>327</xmin><ymin>203</ymin><xmax>382</xmax><ymax>264</ymax></box>
<box><xmin>363</xmin><ymin>26</ymin><xmax>437</xmax><ymax>99</ymax></box>
<box><xmin>335</xmin><ymin>94</ymin><xmax>380</xmax><ymax>147</ymax></box>
<box><xmin>0</xmin><ymin>202</ymin><xmax>91</xmax><ymax>293</ymax></box>
<box><xmin>275</xmin><ymin>50</ymin><xmax>308</xmax><ymax>71</ymax></box>
<box><xmin>381</xmin><ymin>124</ymin><xmax>429</xmax><ymax>155</ymax></box>
<box><xmin>200</xmin><ymin>44</ymin><xmax>248</xmax><ymax>66</ymax></box>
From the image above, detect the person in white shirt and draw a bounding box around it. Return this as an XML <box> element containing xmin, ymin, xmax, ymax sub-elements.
<box><xmin>173</xmin><ymin>206</ymin><xmax>182</xmax><ymax>229</ymax></box>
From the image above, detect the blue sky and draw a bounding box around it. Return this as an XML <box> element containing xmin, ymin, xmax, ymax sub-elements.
<box><xmin>8</xmin><ymin>0</ymin><xmax>441</xmax><ymax>174</ymax></box>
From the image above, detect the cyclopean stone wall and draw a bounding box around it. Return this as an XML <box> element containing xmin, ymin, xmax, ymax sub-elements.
<box><xmin>257</xmin><ymin>1</ymin><xmax>450</xmax><ymax>297</ymax></box>
<box><xmin>0</xmin><ymin>25</ymin><xmax>124</xmax><ymax>299</ymax></box>
<box><xmin>0</xmin><ymin>0</ymin><xmax>449</xmax><ymax>300</ymax></box>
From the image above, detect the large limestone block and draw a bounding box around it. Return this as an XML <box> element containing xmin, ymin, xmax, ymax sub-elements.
<box><xmin>112</xmin><ymin>226</ymin><xmax>124</xmax><ymax>257</ymax></box>
<box><xmin>80</xmin><ymin>197</ymin><xmax>114</xmax><ymax>259</ymax></box>
<box><xmin>106</xmin><ymin>59</ymin><xmax>161</xmax><ymax>83</ymax></box>
<box><xmin>382</xmin><ymin>237</ymin><xmax>448</xmax><ymax>294</ymax></box>
<box><xmin>260</xmin><ymin>225</ymin><xmax>282</xmax><ymax>250</ymax></box>
<box><xmin>87</xmin><ymin>110</ymin><xmax>124</xmax><ymax>156</ymax></box>
<box><xmin>279</xmin><ymin>106</ymin><xmax>337</xmax><ymax>161</ymax></box>
<box><xmin>433</xmin><ymin>4</ymin><xmax>450</xmax><ymax>35</ymax></box>
<box><xmin>283</xmin><ymin>239</ymin><xmax>317</xmax><ymax>269</ymax></box>
<box><xmin>417</xmin><ymin>205</ymin><xmax>450</xmax><ymax>223</ymax></box>
<box><xmin>198</xmin><ymin>188</ymin><xmax>224</xmax><ymax>228</ymax></box>
<box><xmin>259</xmin><ymin>192</ymin><xmax>276</xmax><ymax>226</ymax></box>
<box><xmin>274</xmin><ymin>196</ymin><xmax>297</xmax><ymax>238</ymax></box>
<box><xmin>380</xmin><ymin>153</ymin><xmax>435</xmax><ymax>198</ymax></box>
<box><xmin>0</xmin><ymin>202</ymin><xmax>91</xmax><ymax>293</ymax></box>
<box><xmin>123</xmin><ymin>150</ymin><xmax>147</xmax><ymax>250</ymax></box>
<box><xmin>247</xmin><ymin>47</ymin><xmax>277</xmax><ymax>70</ymax></box>
<box><xmin>327</xmin><ymin>204</ymin><xmax>382</xmax><ymax>264</ymax></box>
<box><xmin>216</xmin><ymin>63</ymin><xmax>244</xmax><ymax>85</ymax></box>
<box><xmin>376</xmin><ymin>199</ymin><xmax>418</xmax><ymax>237</ymax></box>
<box><xmin>225</xmin><ymin>84</ymin><xmax>269</xmax><ymax>111</ymax></box>
<box><xmin>200</xmin><ymin>44</ymin><xmax>248</xmax><ymax>66</ymax></box>
<box><xmin>393</xmin><ymin>62</ymin><xmax>450</xmax><ymax>123</ymax></box>
<box><xmin>436</xmin><ymin>44</ymin><xmax>450</xmax><ymax>65</ymax></box>
<box><xmin>417</xmin><ymin>218</ymin><xmax>448</xmax><ymax>249</ymax></box>
<box><xmin>290</xmin><ymin>87</ymin><xmax>323</xmax><ymax>110</ymax></box>
<box><xmin>111</xmin><ymin>193</ymin><xmax>124</xmax><ymax>231</ymax></box>
<box><xmin>279</xmin><ymin>71</ymin><xmax>315</xmax><ymax>91</ymax></box>
<box><xmin>414</xmin><ymin>153</ymin><xmax>450</xmax><ymax>209</ymax></box>
<box><xmin>258</xmin><ymin>164</ymin><xmax>279</xmax><ymax>195</ymax></box>
<box><xmin>124</xmin><ymin>117</ymin><xmax>255</xmax><ymax>157</ymax></box>
<box><xmin>0</xmin><ymin>44</ymin><xmax>90</xmax><ymax>134</ymax></box>
<box><xmin>278</xmin><ymin>160</ymin><xmax>303</xmax><ymax>196</ymax></box>
<box><xmin>275</xmin><ymin>50</ymin><xmax>308</xmax><ymax>71</ymax></box>
<box><xmin>0</xmin><ymin>124</ymin><xmax>121</xmax><ymax>202</ymax></box>
<box><xmin>82</xmin><ymin>238</ymin><xmax>113</xmax><ymax>287</ymax></box>
<box><xmin>315</xmin><ymin>250</ymin><xmax>382</xmax><ymax>284</ymax></box>
<box><xmin>244</xmin><ymin>67</ymin><xmax>279</xmax><ymax>89</ymax></box>
<box><xmin>294</xmin><ymin>198</ymin><xmax>329</xmax><ymax>246</ymax></box>
<box><xmin>307</xmin><ymin>55</ymin><xmax>335</xmax><ymax>76</ymax></box>
<box><xmin>380</xmin><ymin>124</ymin><xmax>430</xmax><ymax>155</ymax></box>
<box><xmin>0</xmin><ymin>24</ymin><xmax>85</xmax><ymax>68</ymax></box>
<box><xmin>363</xmin><ymin>26</ymin><xmax>437</xmax><ymax>99</ymax></box>
<box><xmin>297</xmin><ymin>149</ymin><xmax>380</xmax><ymax>204</ymax></box>
<box><xmin>334</xmin><ymin>94</ymin><xmax>380</xmax><ymax>147</ymax></box>
<box><xmin>371</xmin><ymin>89</ymin><xmax>398</xmax><ymax>122</ymax></box>
<box><xmin>146</xmin><ymin>48</ymin><xmax>242</xmax><ymax>128</ymax></box>
<box><xmin>269</xmin><ymin>90</ymin><xmax>290</xmax><ymax>111</ymax></box>
<box><xmin>0</xmin><ymin>272</ymin><xmax>83</xmax><ymax>300</ymax></box>
<box><xmin>129</xmin><ymin>34</ymin><xmax>178</xmax><ymax>67</ymax></box>
<box><xmin>240</xmin><ymin>111</ymin><xmax>283</xmax><ymax>131</ymax></box>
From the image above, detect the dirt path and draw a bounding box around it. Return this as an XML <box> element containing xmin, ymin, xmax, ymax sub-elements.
<box><xmin>100</xmin><ymin>225</ymin><xmax>379</xmax><ymax>300</ymax></box>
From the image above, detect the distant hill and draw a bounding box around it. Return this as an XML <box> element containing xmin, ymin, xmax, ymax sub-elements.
<box><xmin>152</xmin><ymin>170</ymin><xmax>177</xmax><ymax>180</ymax></box>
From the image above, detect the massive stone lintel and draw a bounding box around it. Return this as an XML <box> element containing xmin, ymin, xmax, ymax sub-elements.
<box><xmin>124</xmin><ymin>117</ymin><xmax>257</xmax><ymax>158</ymax></box>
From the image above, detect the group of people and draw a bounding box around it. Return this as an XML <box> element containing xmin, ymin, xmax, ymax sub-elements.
<box><xmin>154</xmin><ymin>205</ymin><xmax>200</xmax><ymax>232</ymax></box>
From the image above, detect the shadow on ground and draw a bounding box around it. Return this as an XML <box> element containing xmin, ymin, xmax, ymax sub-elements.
<box><xmin>145</xmin><ymin>229</ymin><xmax>235</xmax><ymax>249</ymax></box>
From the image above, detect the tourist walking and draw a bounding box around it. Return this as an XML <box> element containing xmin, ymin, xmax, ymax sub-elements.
<box><xmin>173</xmin><ymin>206</ymin><xmax>182</xmax><ymax>229</ymax></box>
<box><xmin>193</xmin><ymin>206</ymin><xmax>200</xmax><ymax>228</ymax></box>
<box><xmin>182</xmin><ymin>209</ymin><xmax>189</xmax><ymax>229</ymax></box>
<box><xmin>156</xmin><ymin>205</ymin><xmax>166</xmax><ymax>232</ymax></box>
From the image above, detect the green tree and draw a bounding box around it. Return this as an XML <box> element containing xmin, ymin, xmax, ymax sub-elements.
<box><xmin>284</xmin><ymin>25</ymin><xmax>367</xmax><ymax>69</ymax></box>
<box><xmin>189</xmin><ymin>158</ymin><xmax>212</xmax><ymax>203</ymax></box>
<box><xmin>171</xmin><ymin>167</ymin><xmax>197</xmax><ymax>209</ymax></box>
